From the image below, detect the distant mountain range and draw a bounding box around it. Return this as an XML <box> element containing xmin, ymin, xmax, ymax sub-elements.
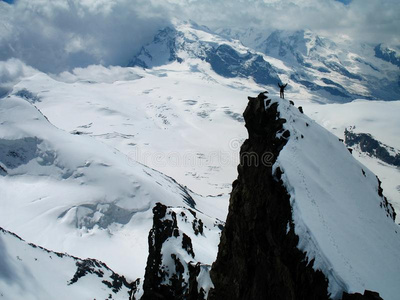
<box><xmin>129</xmin><ymin>24</ymin><xmax>280</xmax><ymax>86</ymax></box>
<box><xmin>130</xmin><ymin>21</ymin><xmax>400</xmax><ymax>102</ymax></box>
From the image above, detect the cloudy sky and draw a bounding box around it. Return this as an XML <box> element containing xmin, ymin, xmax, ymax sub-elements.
<box><xmin>0</xmin><ymin>0</ymin><xmax>399</xmax><ymax>73</ymax></box>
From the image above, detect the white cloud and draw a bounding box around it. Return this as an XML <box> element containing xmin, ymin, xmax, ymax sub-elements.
<box><xmin>0</xmin><ymin>58</ymin><xmax>38</xmax><ymax>97</ymax></box>
<box><xmin>165</xmin><ymin>0</ymin><xmax>400</xmax><ymax>46</ymax></box>
<box><xmin>0</xmin><ymin>0</ymin><xmax>171</xmax><ymax>72</ymax></box>
<box><xmin>0</xmin><ymin>0</ymin><xmax>399</xmax><ymax>73</ymax></box>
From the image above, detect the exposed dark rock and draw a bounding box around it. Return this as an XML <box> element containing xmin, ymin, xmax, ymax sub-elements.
<box><xmin>187</xmin><ymin>263</ymin><xmax>207</xmax><ymax>300</ymax></box>
<box><xmin>348</xmin><ymin>148</ymin><xmax>353</xmax><ymax>154</ymax></box>
<box><xmin>0</xmin><ymin>164</ymin><xmax>7</xmax><ymax>174</ymax></box>
<box><xmin>169</xmin><ymin>254</ymin><xmax>186</xmax><ymax>296</ymax></box>
<box><xmin>69</xmin><ymin>259</ymin><xmax>105</xmax><ymax>285</ymax></box>
<box><xmin>342</xmin><ymin>290</ymin><xmax>383</xmax><ymax>300</ymax></box>
<box><xmin>14</xmin><ymin>88</ymin><xmax>41</xmax><ymax>103</ymax></box>
<box><xmin>205</xmin><ymin>45</ymin><xmax>280</xmax><ymax>85</ymax></box>
<box><xmin>141</xmin><ymin>203</ymin><xmax>208</xmax><ymax>300</ymax></box>
<box><xmin>69</xmin><ymin>258</ymin><xmax>135</xmax><ymax>295</ymax></box>
<box><xmin>142</xmin><ymin>203</ymin><xmax>178</xmax><ymax>299</ymax></box>
<box><xmin>289</xmin><ymin>73</ymin><xmax>352</xmax><ymax>100</ymax></box>
<box><xmin>70</xmin><ymin>130</ymin><xmax>88</xmax><ymax>135</ymax></box>
<box><xmin>374</xmin><ymin>44</ymin><xmax>400</xmax><ymax>68</ymax></box>
<box><xmin>208</xmin><ymin>93</ymin><xmax>330</xmax><ymax>300</ymax></box>
<box><xmin>289</xmin><ymin>100</ymin><xmax>294</xmax><ymax>105</ymax></box>
<box><xmin>344</xmin><ymin>129</ymin><xmax>400</xmax><ymax>167</ymax></box>
<box><xmin>102</xmin><ymin>273</ymin><xmax>139</xmax><ymax>295</ymax></box>
<box><xmin>232</xmin><ymin>179</ymin><xmax>239</xmax><ymax>190</ymax></box>
<box><xmin>282</xmin><ymin>130</ymin><xmax>290</xmax><ymax>138</ymax></box>
<box><xmin>298</xmin><ymin>106</ymin><xmax>304</xmax><ymax>113</ymax></box>
<box><xmin>192</xmin><ymin>218</ymin><xmax>204</xmax><ymax>236</ymax></box>
<box><xmin>188</xmin><ymin>209</ymin><xmax>196</xmax><ymax>218</ymax></box>
<box><xmin>376</xmin><ymin>176</ymin><xmax>396</xmax><ymax>221</ymax></box>
<box><xmin>182</xmin><ymin>233</ymin><xmax>195</xmax><ymax>258</ymax></box>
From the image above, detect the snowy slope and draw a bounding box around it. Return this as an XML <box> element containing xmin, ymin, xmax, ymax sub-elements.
<box><xmin>0</xmin><ymin>93</ymin><xmax>210</xmax><ymax>282</ymax></box>
<box><xmin>302</xmin><ymin>100</ymin><xmax>400</xmax><ymax>221</ymax></box>
<box><xmin>0</xmin><ymin>227</ymin><xmax>133</xmax><ymax>300</ymax></box>
<box><xmin>10</xmin><ymin>64</ymin><xmax>253</xmax><ymax>198</ymax></box>
<box><xmin>271</xmin><ymin>98</ymin><xmax>400</xmax><ymax>299</ymax></box>
<box><xmin>8</xmin><ymin>61</ymin><xmax>399</xmax><ymax>223</ymax></box>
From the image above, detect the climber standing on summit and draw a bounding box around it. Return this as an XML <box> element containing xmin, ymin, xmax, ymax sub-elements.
<box><xmin>278</xmin><ymin>82</ymin><xmax>288</xmax><ymax>99</ymax></box>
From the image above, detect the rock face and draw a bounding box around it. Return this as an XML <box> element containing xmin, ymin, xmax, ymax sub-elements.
<box><xmin>141</xmin><ymin>203</ymin><xmax>202</xmax><ymax>300</ymax></box>
<box><xmin>374</xmin><ymin>44</ymin><xmax>400</xmax><ymax>68</ymax></box>
<box><xmin>141</xmin><ymin>202</ymin><xmax>223</xmax><ymax>300</ymax></box>
<box><xmin>342</xmin><ymin>290</ymin><xmax>383</xmax><ymax>300</ymax></box>
<box><xmin>208</xmin><ymin>93</ymin><xmax>330</xmax><ymax>300</ymax></box>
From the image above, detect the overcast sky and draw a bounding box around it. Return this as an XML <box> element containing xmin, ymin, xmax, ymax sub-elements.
<box><xmin>0</xmin><ymin>0</ymin><xmax>399</xmax><ymax>73</ymax></box>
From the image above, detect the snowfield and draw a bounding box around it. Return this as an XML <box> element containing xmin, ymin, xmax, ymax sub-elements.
<box><xmin>0</xmin><ymin>93</ymin><xmax>219</xmax><ymax>281</ymax></box>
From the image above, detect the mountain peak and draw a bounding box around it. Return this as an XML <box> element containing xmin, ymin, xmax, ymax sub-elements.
<box><xmin>128</xmin><ymin>23</ymin><xmax>280</xmax><ymax>85</ymax></box>
<box><xmin>209</xmin><ymin>93</ymin><xmax>399</xmax><ymax>300</ymax></box>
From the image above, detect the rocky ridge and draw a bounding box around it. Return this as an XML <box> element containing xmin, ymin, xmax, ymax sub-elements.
<box><xmin>208</xmin><ymin>92</ymin><xmax>389</xmax><ymax>300</ymax></box>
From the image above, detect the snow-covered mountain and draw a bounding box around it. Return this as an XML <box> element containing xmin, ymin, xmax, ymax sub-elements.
<box><xmin>217</xmin><ymin>28</ymin><xmax>400</xmax><ymax>102</ymax></box>
<box><xmin>129</xmin><ymin>21</ymin><xmax>400</xmax><ymax>102</ymax></box>
<box><xmin>1</xmin><ymin>19</ymin><xmax>400</xmax><ymax>300</ymax></box>
<box><xmin>0</xmin><ymin>227</ymin><xmax>134</xmax><ymax>300</ymax></box>
<box><xmin>129</xmin><ymin>21</ymin><xmax>280</xmax><ymax>86</ymax></box>
<box><xmin>210</xmin><ymin>93</ymin><xmax>399</xmax><ymax>300</ymax></box>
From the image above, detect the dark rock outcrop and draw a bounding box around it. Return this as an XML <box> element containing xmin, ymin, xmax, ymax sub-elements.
<box><xmin>208</xmin><ymin>93</ymin><xmax>330</xmax><ymax>300</ymax></box>
<box><xmin>374</xmin><ymin>44</ymin><xmax>400</xmax><ymax>68</ymax></box>
<box><xmin>141</xmin><ymin>203</ymin><xmax>207</xmax><ymax>300</ymax></box>
<box><xmin>205</xmin><ymin>44</ymin><xmax>280</xmax><ymax>85</ymax></box>
<box><xmin>342</xmin><ymin>290</ymin><xmax>384</xmax><ymax>300</ymax></box>
<box><xmin>376</xmin><ymin>176</ymin><xmax>397</xmax><ymax>221</ymax></box>
<box><xmin>69</xmin><ymin>259</ymin><xmax>137</xmax><ymax>296</ymax></box>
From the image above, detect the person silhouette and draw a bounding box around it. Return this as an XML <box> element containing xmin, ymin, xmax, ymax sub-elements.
<box><xmin>278</xmin><ymin>83</ymin><xmax>288</xmax><ymax>99</ymax></box>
